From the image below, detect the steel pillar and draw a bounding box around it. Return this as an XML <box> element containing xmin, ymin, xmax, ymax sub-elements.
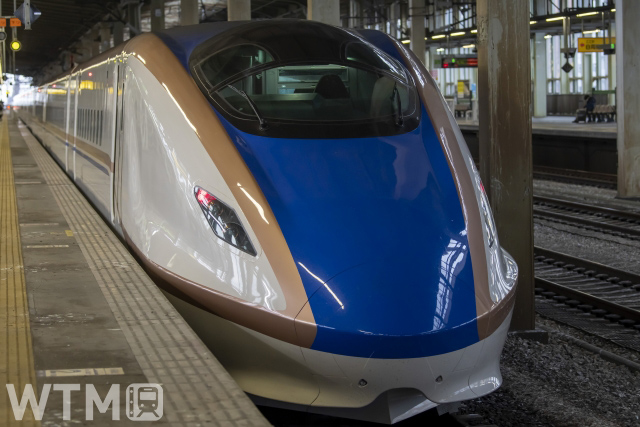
<box><xmin>477</xmin><ymin>0</ymin><xmax>534</xmax><ymax>331</ymax></box>
<box><xmin>151</xmin><ymin>0</ymin><xmax>165</xmax><ymax>31</ymax></box>
<box><xmin>308</xmin><ymin>0</ymin><xmax>340</xmax><ymax>26</ymax></box>
<box><xmin>616</xmin><ymin>1</ymin><xmax>640</xmax><ymax>197</ymax></box>
<box><xmin>409</xmin><ymin>0</ymin><xmax>426</xmax><ymax>64</ymax></box>
<box><xmin>180</xmin><ymin>0</ymin><xmax>199</xmax><ymax>25</ymax></box>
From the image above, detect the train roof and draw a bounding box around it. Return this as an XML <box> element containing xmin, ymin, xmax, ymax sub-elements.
<box><xmin>155</xmin><ymin>19</ymin><xmax>357</xmax><ymax>71</ymax></box>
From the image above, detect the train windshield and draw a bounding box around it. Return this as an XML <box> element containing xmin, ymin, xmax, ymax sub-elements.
<box><xmin>190</xmin><ymin>22</ymin><xmax>420</xmax><ymax>138</ymax></box>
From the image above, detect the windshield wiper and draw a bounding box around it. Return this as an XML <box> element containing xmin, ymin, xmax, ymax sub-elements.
<box><xmin>392</xmin><ymin>83</ymin><xmax>404</xmax><ymax>127</ymax></box>
<box><xmin>226</xmin><ymin>85</ymin><xmax>268</xmax><ymax>131</ymax></box>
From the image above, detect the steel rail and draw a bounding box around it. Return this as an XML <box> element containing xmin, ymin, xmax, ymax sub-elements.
<box><xmin>534</xmin><ymin>246</ymin><xmax>640</xmax><ymax>325</ymax></box>
<box><xmin>533</xmin><ymin>166</ymin><xmax>616</xmax><ymax>189</ymax></box>
<box><xmin>533</xmin><ymin>196</ymin><xmax>640</xmax><ymax>238</ymax></box>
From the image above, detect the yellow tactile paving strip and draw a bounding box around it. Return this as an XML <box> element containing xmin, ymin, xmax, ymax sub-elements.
<box><xmin>0</xmin><ymin>117</ymin><xmax>39</xmax><ymax>426</ymax></box>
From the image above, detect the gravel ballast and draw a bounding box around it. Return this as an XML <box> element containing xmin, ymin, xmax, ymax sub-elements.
<box><xmin>459</xmin><ymin>179</ymin><xmax>640</xmax><ymax>426</ymax></box>
<box><xmin>461</xmin><ymin>317</ymin><xmax>640</xmax><ymax>427</ymax></box>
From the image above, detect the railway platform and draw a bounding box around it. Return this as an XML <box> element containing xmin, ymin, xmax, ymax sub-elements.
<box><xmin>456</xmin><ymin>116</ymin><xmax>618</xmax><ymax>176</ymax></box>
<box><xmin>456</xmin><ymin>116</ymin><xmax>617</xmax><ymax>140</ymax></box>
<box><xmin>0</xmin><ymin>113</ymin><xmax>269</xmax><ymax>426</ymax></box>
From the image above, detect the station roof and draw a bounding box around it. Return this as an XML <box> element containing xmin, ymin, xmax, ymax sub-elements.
<box><xmin>6</xmin><ymin>0</ymin><xmax>308</xmax><ymax>77</ymax></box>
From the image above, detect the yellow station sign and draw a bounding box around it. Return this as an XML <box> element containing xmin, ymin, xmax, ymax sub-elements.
<box><xmin>578</xmin><ymin>37</ymin><xmax>616</xmax><ymax>53</ymax></box>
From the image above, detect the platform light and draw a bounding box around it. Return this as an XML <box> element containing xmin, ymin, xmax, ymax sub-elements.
<box><xmin>10</xmin><ymin>40</ymin><xmax>21</xmax><ymax>51</ymax></box>
<box><xmin>611</xmin><ymin>8</ymin><xmax>615</xmax><ymax>12</ymax></box>
<box><xmin>471</xmin><ymin>29</ymin><xmax>477</xmax><ymax>34</ymax></box>
<box><xmin>451</xmin><ymin>31</ymin><xmax>465</xmax><ymax>36</ymax></box>
<box><xmin>401</xmin><ymin>40</ymin><xmax>410</xmax><ymax>44</ymax></box>
<box><xmin>432</xmin><ymin>34</ymin><xmax>445</xmax><ymax>39</ymax></box>
<box><xmin>583</xmin><ymin>29</ymin><xmax>601</xmax><ymax>34</ymax></box>
<box><xmin>546</xmin><ymin>16</ymin><xmax>565</xmax><ymax>22</ymax></box>
<box><xmin>544</xmin><ymin>34</ymin><xmax>552</xmax><ymax>39</ymax></box>
<box><xmin>530</xmin><ymin>20</ymin><xmax>537</xmax><ymax>24</ymax></box>
<box><xmin>436</xmin><ymin>48</ymin><xmax>445</xmax><ymax>52</ymax></box>
<box><xmin>463</xmin><ymin>44</ymin><xmax>475</xmax><ymax>49</ymax></box>
<box><xmin>576</xmin><ymin>12</ymin><xmax>598</xmax><ymax>17</ymax></box>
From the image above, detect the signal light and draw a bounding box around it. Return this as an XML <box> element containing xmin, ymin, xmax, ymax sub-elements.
<box><xmin>10</xmin><ymin>40</ymin><xmax>21</xmax><ymax>51</ymax></box>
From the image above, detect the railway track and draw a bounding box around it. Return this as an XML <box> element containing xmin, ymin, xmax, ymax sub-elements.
<box><xmin>534</xmin><ymin>247</ymin><xmax>640</xmax><ymax>351</ymax></box>
<box><xmin>533</xmin><ymin>166</ymin><xmax>616</xmax><ymax>189</ymax></box>
<box><xmin>533</xmin><ymin>196</ymin><xmax>640</xmax><ymax>239</ymax></box>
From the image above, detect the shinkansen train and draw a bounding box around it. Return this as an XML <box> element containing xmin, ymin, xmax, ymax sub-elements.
<box><xmin>15</xmin><ymin>20</ymin><xmax>518</xmax><ymax>424</ymax></box>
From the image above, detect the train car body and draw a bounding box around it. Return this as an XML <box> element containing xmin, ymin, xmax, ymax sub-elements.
<box><xmin>16</xmin><ymin>20</ymin><xmax>517</xmax><ymax>424</ymax></box>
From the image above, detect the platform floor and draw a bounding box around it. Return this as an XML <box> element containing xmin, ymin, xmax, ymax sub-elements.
<box><xmin>456</xmin><ymin>116</ymin><xmax>617</xmax><ymax>139</ymax></box>
<box><xmin>1</xmin><ymin>114</ymin><xmax>269</xmax><ymax>426</ymax></box>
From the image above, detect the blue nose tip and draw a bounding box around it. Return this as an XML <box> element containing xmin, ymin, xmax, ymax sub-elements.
<box><xmin>303</xmin><ymin>255</ymin><xmax>480</xmax><ymax>359</ymax></box>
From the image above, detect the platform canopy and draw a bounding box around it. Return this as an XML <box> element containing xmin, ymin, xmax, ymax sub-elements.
<box><xmin>1</xmin><ymin>0</ymin><xmax>108</xmax><ymax>75</ymax></box>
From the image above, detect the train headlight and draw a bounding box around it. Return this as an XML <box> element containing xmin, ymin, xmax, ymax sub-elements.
<box><xmin>195</xmin><ymin>186</ymin><xmax>257</xmax><ymax>256</ymax></box>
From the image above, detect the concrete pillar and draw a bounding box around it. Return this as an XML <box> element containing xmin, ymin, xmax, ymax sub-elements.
<box><xmin>616</xmin><ymin>1</ymin><xmax>640</xmax><ymax>197</ymax></box>
<box><xmin>583</xmin><ymin>54</ymin><xmax>592</xmax><ymax>92</ymax></box>
<box><xmin>428</xmin><ymin>46</ymin><xmax>437</xmax><ymax>70</ymax></box>
<box><xmin>61</xmin><ymin>52</ymin><xmax>73</xmax><ymax>72</ymax></box>
<box><xmin>533</xmin><ymin>33</ymin><xmax>547</xmax><ymax>117</ymax></box>
<box><xmin>127</xmin><ymin>2</ymin><xmax>141</xmax><ymax>33</ymax></box>
<box><xmin>99</xmin><ymin>23</ymin><xmax>111</xmax><ymax>53</ymax></box>
<box><xmin>113</xmin><ymin>21</ymin><xmax>124</xmax><ymax>46</ymax></box>
<box><xmin>348</xmin><ymin>0</ymin><xmax>358</xmax><ymax>28</ymax></box>
<box><xmin>388</xmin><ymin>1</ymin><xmax>397</xmax><ymax>38</ymax></box>
<box><xmin>78</xmin><ymin>39</ymin><xmax>92</xmax><ymax>63</ymax></box>
<box><xmin>477</xmin><ymin>0</ymin><xmax>534</xmax><ymax>331</ymax></box>
<box><xmin>409</xmin><ymin>0</ymin><xmax>426</xmax><ymax>64</ymax></box>
<box><xmin>308</xmin><ymin>0</ymin><xmax>340</xmax><ymax>26</ymax></box>
<box><xmin>533</xmin><ymin>0</ymin><xmax>548</xmax><ymax>117</ymax></box>
<box><xmin>400</xmin><ymin>0</ymin><xmax>407</xmax><ymax>36</ymax></box>
<box><xmin>608</xmin><ymin>22</ymin><xmax>616</xmax><ymax>105</ymax></box>
<box><xmin>180</xmin><ymin>0</ymin><xmax>199</xmax><ymax>26</ymax></box>
<box><xmin>90</xmin><ymin>27</ymin><xmax>100</xmax><ymax>58</ymax></box>
<box><xmin>228</xmin><ymin>0</ymin><xmax>250</xmax><ymax>21</ymax></box>
<box><xmin>151</xmin><ymin>0</ymin><xmax>165</xmax><ymax>31</ymax></box>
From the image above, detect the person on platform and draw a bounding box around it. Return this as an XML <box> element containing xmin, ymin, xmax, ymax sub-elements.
<box><xmin>573</xmin><ymin>94</ymin><xmax>596</xmax><ymax>123</ymax></box>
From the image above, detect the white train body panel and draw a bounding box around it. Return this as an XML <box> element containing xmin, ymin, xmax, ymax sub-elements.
<box><xmin>119</xmin><ymin>57</ymin><xmax>285</xmax><ymax>308</ymax></box>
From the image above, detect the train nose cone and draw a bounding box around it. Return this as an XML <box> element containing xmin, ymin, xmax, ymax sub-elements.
<box><xmin>300</xmin><ymin>253</ymin><xmax>480</xmax><ymax>359</ymax></box>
